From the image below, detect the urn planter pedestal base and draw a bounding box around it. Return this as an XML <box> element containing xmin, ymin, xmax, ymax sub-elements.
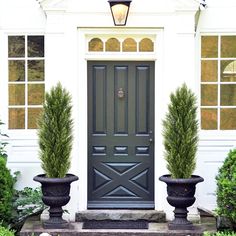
<box><xmin>43</xmin><ymin>206</ymin><xmax>69</xmax><ymax>229</ymax></box>
<box><xmin>168</xmin><ymin>207</ymin><xmax>193</xmax><ymax>230</ymax></box>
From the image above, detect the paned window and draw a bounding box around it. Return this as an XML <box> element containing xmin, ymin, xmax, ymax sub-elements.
<box><xmin>201</xmin><ymin>35</ymin><xmax>236</xmax><ymax>130</ymax></box>
<box><xmin>8</xmin><ymin>35</ymin><xmax>45</xmax><ymax>129</ymax></box>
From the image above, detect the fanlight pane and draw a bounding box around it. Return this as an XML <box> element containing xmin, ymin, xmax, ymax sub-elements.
<box><xmin>89</xmin><ymin>38</ymin><xmax>103</xmax><ymax>52</ymax></box>
<box><xmin>105</xmin><ymin>38</ymin><xmax>120</xmax><ymax>52</ymax></box>
<box><xmin>122</xmin><ymin>38</ymin><xmax>137</xmax><ymax>52</ymax></box>
<box><xmin>139</xmin><ymin>38</ymin><xmax>154</xmax><ymax>52</ymax></box>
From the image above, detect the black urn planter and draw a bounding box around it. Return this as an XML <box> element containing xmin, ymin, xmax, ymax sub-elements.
<box><xmin>33</xmin><ymin>174</ymin><xmax>78</xmax><ymax>229</ymax></box>
<box><xmin>159</xmin><ymin>174</ymin><xmax>204</xmax><ymax>230</ymax></box>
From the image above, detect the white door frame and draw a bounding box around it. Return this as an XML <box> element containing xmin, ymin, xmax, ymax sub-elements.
<box><xmin>72</xmin><ymin>27</ymin><xmax>166</xmax><ymax>212</ymax></box>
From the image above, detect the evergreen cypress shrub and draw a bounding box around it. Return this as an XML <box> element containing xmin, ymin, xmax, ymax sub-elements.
<box><xmin>216</xmin><ymin>149</ymin><xmax>236</xmax><ymax>225</ymax></box>
<box><xmin>163</xmin><ymin>84</ymin><xmax>199</xmax><ymax>179</ymax></box>
<box><xmin>38</xmin><ymin>82</ymin><xmax>73</xmax><ymax>178</ymax></box>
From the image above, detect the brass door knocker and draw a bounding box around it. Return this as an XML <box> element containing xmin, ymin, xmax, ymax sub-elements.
<box><xmin>118</xmin><ymin>88</ymin><xmax>125</xmax><ymax>99</ymax></box>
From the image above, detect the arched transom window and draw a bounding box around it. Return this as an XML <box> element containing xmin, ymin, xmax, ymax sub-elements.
<box><xmin>88</xmin><ymin>36</ymin><xmax>155</xmax><ymax>53</ymax></box>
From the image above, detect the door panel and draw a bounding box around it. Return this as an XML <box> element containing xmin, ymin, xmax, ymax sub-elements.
<box><xmin>88</xmin><ymin>61</ymin><xmax>154</xmax><ymax>208</ymax></box>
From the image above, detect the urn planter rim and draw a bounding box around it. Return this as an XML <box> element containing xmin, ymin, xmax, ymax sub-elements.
<box><xmin>33</xmin><ymin>173</ymin><xmax>78</xmax><ymax>183</ymax></box>
<box><xmin>159</xmin><ymin>174</ymin><xmax>204</xmax><ymax>184</ymax></box>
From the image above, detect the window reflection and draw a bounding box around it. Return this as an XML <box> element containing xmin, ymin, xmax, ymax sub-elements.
<box><xmin>220</xmin><ymin>84</ymin><xmax>236</xmax><ymax>106</ymax></box>
<box><xmin>28</xmin><ymin>36</ymin><xmax>44</xmax><ymax>57</ymax></box>
<box><xmin>220</xmin><ymin>108</ymin><xmax>236</xmax><ymax>130</ymax></box>
<box><xmin>8</xmin><ymin>36</ymin><xmax>25</xmax><ymax>58</ymax></box>
<box><xmin>201</xmin><ymin>109</ymin><xmax>217</xmax><ymax>130</ymax></box>
<box><xmin>201</xmin><ymin>60</ymin><xmax>217</xmax><ymax>82</ymax></box>
<box><xmin>201</xmin><ymin>84</ymin><xmax>218</xmax><ymax>106</ymax></box>
<box><xmin>221</xmin><ymin>36</ymin><xmax>236</xmax><ymax>58</ymax></box>
<box><xmin>9</xmin><ymin>108</ymin><xmax>25</xmax><ymax>129</ymax></box>
<box><xmin>201</xmin><ymin>36</ymin><xmax>218</xmax><ymax>58</ymax></box>
<box><xmin>9</xmin><ymin>60</ymin><xmax>25</xmax><ymax>82</ymax></box>
<box><xmin>221</xmin><ymin>60</ymin><xmax>236</xmax><ymax>82</ymax></box>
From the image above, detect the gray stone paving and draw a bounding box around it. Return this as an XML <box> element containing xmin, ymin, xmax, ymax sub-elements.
<box><xmin>20</xmin><ymin>215</ymin><xmax>216</xmax><ymax>236</ymax></box>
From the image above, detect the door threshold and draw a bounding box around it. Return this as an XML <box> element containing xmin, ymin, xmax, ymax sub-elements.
<box><xmin>75</xmin><ymin>210</ymin><xmax>166</xmax><ymax>223</ymax></box>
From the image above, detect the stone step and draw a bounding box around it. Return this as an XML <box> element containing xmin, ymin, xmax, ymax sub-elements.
<box><xmin>20</xmin><ymin>212</ymin><xmax>216</xmax><ymax>236</ymax></box>
<box><xmin>20</xmin><ymin>219</ymin><xmax>212</xmax><ymax>236</ymax></box>
<box><xmin>76</xmin><ymin>210</ymin><xmax>166</xmax><ymax>223</ymax></box>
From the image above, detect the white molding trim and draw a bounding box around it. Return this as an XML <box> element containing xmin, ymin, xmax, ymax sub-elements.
<box><xmin>175</xmin><ymin>0</ymin><xmax>200</xmax><ymax>11</ymax></box>
<box><xmin>37</xmin><ymin>0</ymin><xmax>67</xmax><ymax>12</ymax></box>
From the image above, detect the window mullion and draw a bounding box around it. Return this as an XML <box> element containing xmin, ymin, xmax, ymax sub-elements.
<box><xmin>25</xmin><ymin>35</ymin><xmax>28</xmax><ymax>130</ymax></box>
<box><xmin>217</xmin><ymin>36</ymin><xmax>221</xmax><ymax>130</ymax></box>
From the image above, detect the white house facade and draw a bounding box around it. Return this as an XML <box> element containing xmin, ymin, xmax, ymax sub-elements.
<box><xmin>1</xmin><ymin>0</ymin><xmax>236</xmax><ymax>221</ymax></box>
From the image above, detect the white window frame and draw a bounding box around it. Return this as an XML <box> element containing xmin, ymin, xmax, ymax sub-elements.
<box><xmin>199</xmin><ymin>33</ymin><xmax>236</xmax><ymax>139</ymax></box>
<box><xmin>7</xmin><ymin>33</ymin><xmax>45</xmax><ymax>135</ymax></box>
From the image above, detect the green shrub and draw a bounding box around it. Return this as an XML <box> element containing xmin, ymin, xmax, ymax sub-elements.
<box><xmin>13</xmin><ymin>187</ymin><xmax>45</xmax><ymax>219</ymax></box>
<box><xmin>0</xmin><ymin>157</ymin><xmax>14</xmax><ymax>226</ymax></box>
<box><xmin>0</xmin><ymin>120</ymin><xmax>8</xmax><ymax>160</ymax></box>
<box><xmin>162</xmin><ymin>84</ymin><xmax>198</xmax><ymax>178</ymax></box>
<box><xmin>0</xmin><ymin>120</ymin><xmax>15</xmax><ymax>227</ymax></box>
<box><xmin>10</xmin><ymin>187</ymin><xmax>45</xmax><ymax>233</ymax></box>
<box><xmin>203</xmin><ymin>231</ymin><xmax>236</xmax><ymax>236</ymax></box>
<box><xmin>216</xmin><ymin>149</ymin><xmax>236</xmax><ymax>224</ymax></box>
<box><xmin>0</xmin><ymin>226</ymin><xmax>14</xmax><ymax>236</ymax></box>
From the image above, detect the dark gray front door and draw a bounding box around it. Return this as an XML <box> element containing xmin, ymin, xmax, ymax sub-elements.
<box><xmin>88</xmin><ymin>61</ymin><xmax>154</xmax><ymax>208</ymax></box>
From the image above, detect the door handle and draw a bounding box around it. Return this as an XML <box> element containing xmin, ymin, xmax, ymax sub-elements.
<box><xmin>149</xmin><ymin>130</ymin><xmax>153</xmax><ymax>144</ymax></box>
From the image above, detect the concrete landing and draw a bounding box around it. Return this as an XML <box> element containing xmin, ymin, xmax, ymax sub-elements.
<box><xmin>20</xmin><ymin>216</ymin><xmax>216</xmax><ymax>236</ymax></box>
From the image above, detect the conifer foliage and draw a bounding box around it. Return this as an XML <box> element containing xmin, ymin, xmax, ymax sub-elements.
<box><xmin>163</xmin><ymin>84</ymin><xmax>199</xmax><ymax>179</ymax></box>
<box><xmin>38</xmin><ymin>83</ymin><xmax>73</xmax><ymax>178</ymax></box>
